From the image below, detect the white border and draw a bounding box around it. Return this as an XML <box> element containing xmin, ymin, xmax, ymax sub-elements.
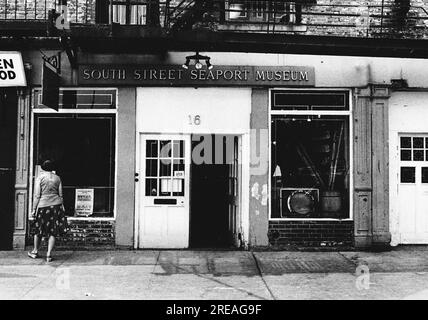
<box><xmin>29</xmin><ymin>87</ymin><xmax>118</xmax><ymax>222</ymax></box>
<box><xmin>268</xmin><ymin>88</ymin><xmax>354</xmax><ymax>221</ymax></box>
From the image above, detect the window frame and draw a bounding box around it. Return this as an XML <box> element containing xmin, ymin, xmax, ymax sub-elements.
<box><xmin>268</xmin><ymin>88</ymin><xmax>353</xmax><ymax>221</ymax></box>
<box><xmin>29</xmin><ymin>87</ymin><xmax>118</xmax><ymax>222</ymax></box>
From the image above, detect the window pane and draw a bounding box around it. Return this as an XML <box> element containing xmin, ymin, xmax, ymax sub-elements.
<box><xmin>272</xmin><ymin>91</ymin><xmax>349</xmax><ymax>111</ymax></box>
<box><xmin>160</xmin><ymin>178</ymin><xmax>172</xmax><ymax>196</ymax></box>
<box><xmin>401</xmin><ymin>167</ymin><xmax>415</xmax><ymax>183</ymax></box>
<box><xmin>145</xmin><ymin>159</ymin><xmax>158</xmax><ymax>177</ymax></box>
<box><xmin>172</xmin><ymin>179</ymin><xmax>185</xmax><ymax>196</ymax></box>
<box><xmin>146</xmin><ymin>179</ymin><xmax>157</xmax><ymax>196</ymax></box>
<box><xmin>413</xmin><ymin>137</ymin><xmax>424</xmax><ymax>149</ymax></box>
<box><xmin>160</xmin><ymin>159</ymin><xmax>171</xmax><ymax>176</ymax></box>
<box><xmin>401</xmin><ymin>137</ymin><xmax>411</xmax><ymax>148</ymax></box>
<box><xmin>422</xmin><ymin>167</ymin><xmax>428</xmax><ymax>184</ymax></box>
<box><xmin>426</xmin><ymin>138</ymin><xmax>428</xmax><ymax>148</ymax></box>
<box><xmin>173</xmin><ymin>140</ymin><xmax>184</xmax><ymax>158</ymax></box>
<box><xmin>173</xmin><ymin>159</ymin><xmax>185</xmax><ymax>176</ymax></box>
<box><xmin>401</xmin><ymin>150</ymin><xmax>411</xmax><ymax>161</ymax></box>
<box><xmin>413</xmin><ymin>150</ymin><xmax>424</xmax><ymax>161</ymax></box>
<box><xmin>160</xmin><ymin>140</ymin><xmax>172</xmax><ymax>158</ymax></box>
<box><xmin>146</xmin><ymin>140</ymin><xmax>158</xmax><ymax>157</ymax></box>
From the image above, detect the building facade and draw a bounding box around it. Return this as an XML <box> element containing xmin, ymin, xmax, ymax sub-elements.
<box><xmin>1</xmin><ymin>0</ymin><xmax>428</xmax><ymax>250</ymax></box>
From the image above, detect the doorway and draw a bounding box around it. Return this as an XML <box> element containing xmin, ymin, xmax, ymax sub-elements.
<box><xmin>397</xmin><ymin>134</ymin><xmax>428</xmax><ymax>243</ymax></box>
<box><xmin>190</xmin><ymin>135</ymin><xmax>241</xmax><ymax>248</ymax></box>
<box><xmin>0</xmin><ymin>89</ymin><xmax>18</xmax><ymax>250</ymax></box>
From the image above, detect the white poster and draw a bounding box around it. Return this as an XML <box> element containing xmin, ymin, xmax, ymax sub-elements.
<box><xmin>75</xmin><ymin>189</ymin><xmax>94</xmax><ymax>216</ymax></box>
<box><xmin>0</xmin><ymin>52</ymin><xmax>27</xmax><ymax>87</ymax></box>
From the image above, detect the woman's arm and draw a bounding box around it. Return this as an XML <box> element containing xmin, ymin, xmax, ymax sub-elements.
<box><xmin>32</xmin><ymin>177</ymin><xmax>41</xmax><ymax>213</ymax></box>
<box><xmin>59</xmin><ymin>180</ymin><xmax>64</xmax><ymax>203</ymax></box>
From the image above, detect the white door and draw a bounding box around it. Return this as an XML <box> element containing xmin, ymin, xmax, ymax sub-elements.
<box><xmin>138</xmin><ymin>134</ymin><xmax>190</xmax><ymax>248</ymax></box>
<box><xmin>398</xmin><ymin>134</ymin><xmax>428</xmax><ymax>243</ymax></box>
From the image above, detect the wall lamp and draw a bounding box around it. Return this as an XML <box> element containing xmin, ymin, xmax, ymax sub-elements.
<box><xmin>182</xmin><ymin>52</ymin><xmax>214</xmax><ymax>70</ymax></box>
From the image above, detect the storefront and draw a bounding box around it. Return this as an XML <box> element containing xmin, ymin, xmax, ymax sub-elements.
<box><xmin>10</xmin><ymin>51</ymin><xmax>428</xmax><ymax>250</ymax></box>
<box><xmin>0</xmin><ymin>51</ymin><xmax>26</xmax><ymax>250</ymax></box>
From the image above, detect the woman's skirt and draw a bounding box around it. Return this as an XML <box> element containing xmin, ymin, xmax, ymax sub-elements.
<box><xmin>33</xmin><ymin>204</ymin><xmax>69</xmax><ymax>238</ymax></box>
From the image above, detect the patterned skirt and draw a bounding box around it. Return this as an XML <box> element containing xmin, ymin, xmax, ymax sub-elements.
<box><xmin>33</xmin><ymin>204</ymin><xmax>69</xmax><ymax>238</ymax></box>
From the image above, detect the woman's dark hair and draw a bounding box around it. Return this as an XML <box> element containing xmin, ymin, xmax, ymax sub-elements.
<box><xmin>41</xmin><ymin>160</ymin><xmax>54</xmax><ymax>172</ymax></box>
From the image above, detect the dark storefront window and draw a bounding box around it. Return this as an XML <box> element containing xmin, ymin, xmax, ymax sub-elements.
<box><xmin>270</xmin><ymin>91</ymin><xmax>350</xmax><ymax>219</ymax></box>
<box><xmin>33</xmin><ymin>89</ymin><xmax>116</xmax><ymax>218</ymax></box>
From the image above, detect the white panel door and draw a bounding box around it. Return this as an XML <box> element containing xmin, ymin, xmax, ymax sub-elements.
<box><xmin>398</xmin><ymin>135</ymin><xmax>428</xmax><ymax>243</ymax></box>
<box><xmin>138</xmin><ymin>134</ymin><xmax>190</xmax><ymax>248</ymax></box>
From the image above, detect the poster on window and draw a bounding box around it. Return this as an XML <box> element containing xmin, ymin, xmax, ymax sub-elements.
<box><xmin>75</xmin><ymin>189</ymin><xmax>94</xmax><ymax>216</ymax></box>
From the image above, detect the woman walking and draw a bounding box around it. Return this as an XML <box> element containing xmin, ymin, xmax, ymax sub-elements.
<box><xmin>28</xmin><ymin>160</ymin><xmax>68</xmax><ymax>262</ymax></box>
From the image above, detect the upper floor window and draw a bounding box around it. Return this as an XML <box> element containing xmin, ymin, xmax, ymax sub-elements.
<box><xmin>225</xmin><ymin>1</ymin><xmax>314</xmax><ymax>25</ymax></box>
<box><xmin>110</xmin><ymin>0</ymin><xmax>147</xmax><ymax>25</ymax></box>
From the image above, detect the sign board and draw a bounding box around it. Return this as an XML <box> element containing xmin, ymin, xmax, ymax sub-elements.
<box><xmin>78</xmin><ymin>65</ymin><xmax>315</xmax><ymax>87</ymax></box>
<box><xmin>75</xmin><ymin>189</ymin><xmax>94</xmax><ymax>217</ymax></box>
<box><xmin>42</xmin><ymin>62</ymin><xmax>60</xmax><ymax>111</ymax></box>
<box><xmin>0</xmin><ymin>52</ymin><xmax>27</xmax><ymax>87</ymax></box>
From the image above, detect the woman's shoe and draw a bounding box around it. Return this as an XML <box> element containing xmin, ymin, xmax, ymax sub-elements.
<box><xmin>28</xmin><ymin>251</ymin><xmax>38</xmax><ymax>259</ymax></box>
<box><xmin>46</xmin><ymin>256</ymin><xmax>53</xmax><ymax>262</ymax></box>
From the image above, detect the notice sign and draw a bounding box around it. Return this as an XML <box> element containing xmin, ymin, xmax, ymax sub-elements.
<box><xmin>0</xmin><ymin>52</ymin><xmax>27</xmax><ymax>87</ymax></box>
<box><xmin>75</xmin><ymin>189</ymin><xmax>94</xmax><ymax>217</ymax></box>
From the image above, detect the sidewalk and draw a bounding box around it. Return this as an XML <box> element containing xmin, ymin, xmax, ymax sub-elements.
<box><xmin>1</xmin><ymin>246</ymin><xmax>428</xmax><ymax>300</ymax></box>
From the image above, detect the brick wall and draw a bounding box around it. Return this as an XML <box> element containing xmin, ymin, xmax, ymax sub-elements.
<box><xmin>28</xmin><ymin>219</ymin><xmax>115</xmax><ymax>249</ymax></box>
<box><xmin>303</xmin><ymin>0</ymin><xmax>428</xmax><ymax>38</ymax></box>
<box><xmin>1</xmin><ymin>1</ymin><xmax>428</xmax><ymax>38</ymax></box>
<box><xmin>268</xmin><ymin>220</ymin><xmax>354</xmax><ymax>248</ymax></box>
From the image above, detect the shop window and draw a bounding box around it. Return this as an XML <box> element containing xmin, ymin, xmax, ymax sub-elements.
<box><xmin>270</xmin><ymin>90</ymin><xmax>350</xmax><ymax>219</ymax></box>
<box><xmin>33</xmin><ymin>89</ymin><xmax>116</xmax><ymax>218</ymax></box>
<box><xmin>34</xmin><ymin>114</ymin><xmax>115</xmax><ymax>218</ymax></box>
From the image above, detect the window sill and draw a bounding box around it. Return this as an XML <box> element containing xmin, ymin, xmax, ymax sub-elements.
<box><xmin>219</xmin><ymin>23</ymin><xmax>307</xmax><ymax>33</ymax></box>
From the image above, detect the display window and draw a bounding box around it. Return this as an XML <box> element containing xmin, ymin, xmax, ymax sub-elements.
<box><xmin>32</xmin><ymin>89</ymin><xmax>116</xmax><ymax>218</ymax></box>
<box><xmin>270</xmin><ymin>90</ymin><xmax>351</xmax><ymax>219</ymax></box>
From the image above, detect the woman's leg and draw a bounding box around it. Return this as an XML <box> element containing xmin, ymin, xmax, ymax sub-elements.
<box><xmin>33</xmin><ymin>234</ymin><xmax>40</xmax><ymax>252</ymax></box>
<box><xmin>47</xmin><ymin>236</ymin><xmax>55</xmax><ymax>258</ymax></box>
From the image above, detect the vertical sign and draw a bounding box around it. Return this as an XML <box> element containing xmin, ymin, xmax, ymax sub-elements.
<box><xmin>41</xmin><ymin>53</ymin><xmax>61</xmax><ymax>111</ymax></box>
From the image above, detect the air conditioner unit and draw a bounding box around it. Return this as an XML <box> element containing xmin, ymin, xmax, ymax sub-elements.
<box><xmin>280</xmin><ymin>188</ymin><xmax>319</xmax><ymax>218</ymax></box>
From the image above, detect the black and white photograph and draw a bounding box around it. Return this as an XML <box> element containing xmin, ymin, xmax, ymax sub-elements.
<box><xmin>0</xmin><ymin>0</ymin><xmax>428</xmax><ymax>307</ymax></box>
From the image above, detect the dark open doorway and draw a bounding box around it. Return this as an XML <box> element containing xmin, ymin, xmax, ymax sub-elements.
<box><xmin>190</xmin><ymin>134</ymin><xmax>240</xmax><ymax>248</ymax></box>
<box><xmin>0</xmin><ymin>89</ymin><xmax>18</xmax><ymax>250</ymax></box>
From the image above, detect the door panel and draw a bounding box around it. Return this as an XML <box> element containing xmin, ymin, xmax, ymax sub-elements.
<box><xmin>398</xmin><ymin>134</ymin><xmax>428</xmax><ymax>243</ymax></box>
<box><xmin>138</xmin><ymin>134</ymin><xmax>190</xmax><ymax>248</ymax></box>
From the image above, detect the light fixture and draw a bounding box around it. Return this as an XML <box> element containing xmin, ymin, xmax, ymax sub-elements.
<box><xmin>195</xmin><ymin>60</ymin><xmax>203</xmax><ymax>70</ymax></box>
<box><xmin>206</xmin><ymin>59</ymin><xmax>213</xmax><ymax>70</ymax></box>
<box><xmin>182</xmin><ymin>52</ymin><xmax>214</xmax><ymax>70</ymax></box>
